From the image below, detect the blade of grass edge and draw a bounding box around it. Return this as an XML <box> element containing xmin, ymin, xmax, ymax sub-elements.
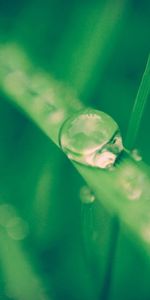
<box><xmin>125</xmin><ymin>54</ymin><xmax>150</xmax><ymax>150</ymax></box>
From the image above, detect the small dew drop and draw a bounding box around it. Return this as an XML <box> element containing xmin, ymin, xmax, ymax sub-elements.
<box><xmin>131</xmin><ymin>149</ymin><xmax>142</xmax><ymax>162</ymax></box>
<box><xmin>126</xmin><ymin>185</ymin><xmax>142</xmax><ymax>201</ymax></box>
<box><xmin>3</xmin><ymin>70</ymin><xmax>28</xmax><ymax>97</ymax></box>
<box><xmin>0</xmin><ymin>204</ymin><xmax>29</xmax><ymax>239</ymax></box>
<box><xmin>79</xmin><ymin>186</ymin><xmax>95</xmax><ymax>204</ymax></box>
<box><xmin>59</xmin><ymin>108</ymin><xmax>123</xmax><ymax>169</ymax></box>
<box><xmin>119</xmin><ymin>166</ymin><xmax>143</xmax><ymax>201</ymax></box>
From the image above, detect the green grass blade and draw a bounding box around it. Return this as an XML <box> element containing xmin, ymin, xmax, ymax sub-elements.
<box><xmin>125</xmin><ymin>54</ymin><xmax>150</xmax><ymax>150</ymax></box>
<box><xmin>1</xmin><ymin>42</ymin><xmax>150</xmax><ymax>299</ymax></box>
<box><xmin>0</xmin><ymin>41</ymin><xmax>150</xmax><ymax>244</ymax></box>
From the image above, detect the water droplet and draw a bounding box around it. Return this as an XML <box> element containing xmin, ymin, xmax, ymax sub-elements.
<box><xmin>59</xmin><ymin>108</ymin><xmax>123</xmax><ymax>169</ymax></box>
<box><xmin>6</xmin><ymin>217</ymin><xmax>29</xmax><ymax>240</ymax></box>
<box><xmin>79</xmin><ymin>186</ymin><xmax>95</xmax><ymax>203</ymax></box>
<box><xmin>119</xmin><ymin>165</ymin><xmax>144</xmax><ymax>200</ymax></box>
<box><xmin>3</xmin><ymin>70</ymin><xmax>28</xmax><ymax>97</ymax></box>
<box><xmin>131</xmin><ymin>149</ymin><xmax>142</xmax><ymax>162</ymax></box>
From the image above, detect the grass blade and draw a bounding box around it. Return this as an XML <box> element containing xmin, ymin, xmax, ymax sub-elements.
<box><xmin>0</xmin><ymin>42</ymin><xmax>150</xmax><ymax>233</ymax></box>
<box><xmin>1</xmin><ymin>42</ymin><xmax>150</xmax><ymax>299</ymax></box>
<box><xmin>125</xmin><ymin>54</ymin><xmax>150</xmax><ymax>149</ymax></box>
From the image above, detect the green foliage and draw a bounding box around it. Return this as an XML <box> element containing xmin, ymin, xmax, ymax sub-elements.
<box><xmin>125</xmin><ymin>55</ymin><xmax>150</xmax><ymax>149</ymax></box>
<box><xmin>0</xmin><ymin>1</ymin><xmax>150</xmax><ymax>299</ymax></box>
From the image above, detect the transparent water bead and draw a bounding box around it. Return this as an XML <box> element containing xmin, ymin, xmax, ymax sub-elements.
<box><xmin>79</xmin><ymin>186</ymin><xmax>95</xmax><ymax>204</ymax></box>
<box><xmin>131</xmin><ymin>149</ymin><xmax>142</xmax><ymax>162</ymax></box>
<box><xmin>119</xmin><ymin>164</ymin><xmax>146</xmax><ymax>201</ymax></box>
<box><xmin>59</xmin><ymin>108</ymin><xmax>123</xmax><ymax>169</ymax></box>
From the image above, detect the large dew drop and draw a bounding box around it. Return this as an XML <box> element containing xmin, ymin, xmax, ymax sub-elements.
<box><xmin>59</xmin><ymin>108</ymin><xmax>123</xmax><ymax>169</ymax></box>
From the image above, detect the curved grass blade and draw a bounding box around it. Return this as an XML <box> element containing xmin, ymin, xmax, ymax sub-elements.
<box><xmin>1</xmin><ymin>42</ymin><xmax>150</xmax><ymax>299</ymax></box>
<box><xmin>125</xmin><ymin>54</ymin><xmax>150</xmax><ymax>150</ymax></box>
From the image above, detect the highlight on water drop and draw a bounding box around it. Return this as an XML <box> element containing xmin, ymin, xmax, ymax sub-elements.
<box><xmin>59</xmin><ymin>108</ymin><xmax>123</xmax><ymax>169</ymax></box>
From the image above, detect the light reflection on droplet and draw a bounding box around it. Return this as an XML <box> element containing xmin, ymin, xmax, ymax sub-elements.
<box><xmin>6</xmin><ymin>217</ymin><xmax>29</xmax><ymax>241</ymax></box>
<box><xmin>93</xmin><ymin>150</ymin><xmax>117</xmax><ymax>169</ymax></box>
<box><xmin>59</xmin><ymin>108</ymin><xmax>123</xmax><ymax>169</ymax></box>
<box><xmin>79</xmin><ymin>186</ymin><xmax>95</xmax><ymax>204</ymax></box>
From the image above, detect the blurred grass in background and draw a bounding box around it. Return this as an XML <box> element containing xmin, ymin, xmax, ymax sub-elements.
<box><xmin>0</xmin><ymin>0</ymin><xmax>150</xmax><ymax>299</ymax></box>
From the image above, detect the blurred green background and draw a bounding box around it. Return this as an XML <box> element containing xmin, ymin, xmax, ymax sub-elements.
<box><xmin>0</xmin><ymin>0</ymin><xmax>150</xmax><ymax>299</ymax></box>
